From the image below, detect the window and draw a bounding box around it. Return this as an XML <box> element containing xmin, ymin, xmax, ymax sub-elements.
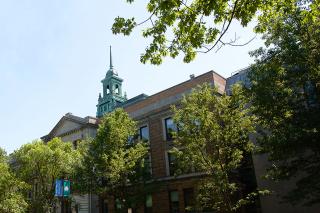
<box><xmin>106</xmin><ymin>85</ymin><xmax>110</xmax><ymax>94</ymax></box>
<box><xmin>168</xmin><ymin>153</ymin><xmax>177</xmax><ymax>176</ymax></box>
<box><xmin>144</xmin><ymin>153</ymin><xmax>152</xmax><ymax>177</ymax></box>
<box><xmin>169</xmin><ymin>191</ymin><xmax>179</xmax><ymax>213</ymax></box>
<box><xmin>145</xmin><ymin>194</ymin><xmax>152</xmax><ymax>213</ymax></box>
<box><xmin>183</xmin><ymin>188</ymin><xmax>195</xmax><ymax>212</ymax></box>
<box><xmin>139</xmin><ymin>125</ymin><xmax>149</xmax><ymax>143</ymax></box>
<box><xmin>115</xmin><ymin>84</ymin><xmax>119</xmax><ymax>94</ymax></box>
<box><xmin>165</xmin><ymin>117</ymin><xmax>177</xmax><ymax>141</ymax></box>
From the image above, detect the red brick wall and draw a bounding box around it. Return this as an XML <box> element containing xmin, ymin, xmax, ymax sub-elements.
<box><xmin>114</xmin><ymin>71</ymin><xmax>227</xmax><ymax>213</ymax></box>
<box><xmin>124</xmin><ymin>71</ymin><xmax>226</xmax><ymax>115</ymax></box>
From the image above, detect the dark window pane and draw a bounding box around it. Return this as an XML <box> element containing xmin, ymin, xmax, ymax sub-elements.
<box><xmin>168</xmin><ymin>153</ymin><xmax>177</xmax><ymax>176</ymax></box>
<box><xmin>169</xmin><ymin>191</ymin><xmax>179</xmax><ymax>213</ymax></box>
<box><xmin>144</xmin><ymin>154</ymin><xmax>152</xmax><ymax>177</ymax></box>
<box><xmin>145</xmin><ymin>194</ymin><xmax>152</xmax><ymax>213</ymax></box>
<box><xmin>183</xmin><ymin>188</ymin><xmax>195</xmax><ymax>212</ymax></box>
<box><xmin>165</xmin><ymin>118</ymin><xmax>177</xmax><ymax>141</ymax></box>
<box><xmin>140</xmin><ymin>126</ymin><xmax>149</xmax><ymax>142</ymax></box>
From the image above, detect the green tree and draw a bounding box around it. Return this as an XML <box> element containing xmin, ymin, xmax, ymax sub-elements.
<box><xmin>78</xmin><ymin>109</ymin><xmax>149</xmax><ymax>212</ymax></box>
<box><xmin>172</xmin><ymin>84</ymin><xmax>267</xmax><ymax>212</ymax></box>
<box><xmin>0</xmin><ymin>148</ymin><xmax>28</xmax><ymax>213</ymax></box>
<box><xmin>112</xmin><ymin>0</ymin><xmax>311</xmax><ymax>64</ymax></box>
<box><xmin>248</xmin><ymin>1</ymin><xmax>320</xmax><ymax>206</ymax></box>
<box><xmin>10</xmin><ymin>138</ymin><xmax>80</xmax><ymax>213</ymax></box>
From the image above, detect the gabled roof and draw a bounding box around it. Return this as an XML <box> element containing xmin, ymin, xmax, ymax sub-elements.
<box><xmin>41</xmin><ymin>113</ymin><xmax>98</xmax><ymax>142</ymax></box>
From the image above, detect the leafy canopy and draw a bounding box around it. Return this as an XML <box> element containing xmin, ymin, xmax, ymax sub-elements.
<box><xmin>248</xmin><ymin>0</ymin><xmax>320</xmax><ymax>206</ymax></box>
<box><xmin>76</xmin><ymin>108</ymin><xmax>149</xmax><ymax>211</ymax></box>
<box><xmin>0</xmin><ymin>148</ymin><xmax>28</xmax><ymax>213</ymax></box>
<box><xmin>10</xmin><ymin>138</ymin><xmax>80</xmax><ymax>212</ymax></box>
<box><xmin>112</xmin><ymin>0</ymin><xmax>310</xmax><ymax>64</ymax></box>
<box><xmin>172</xmin><ymin>84</ymin><xmax>266</xmax><ymax>212</ymax></box>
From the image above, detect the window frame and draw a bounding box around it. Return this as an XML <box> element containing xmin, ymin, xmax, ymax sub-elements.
<box><xmin>169</xmin><ymin>190</ymin><xmax>180</xmax><ymax>213</ymax></box>
<box><xmin>165</xmin><ymin>151</ymin><xmax>177</xmax><ymax>176</ymax></box>
<box><xmin>183</xmin><ymin>188</ymin><xmax>195</xmax><ymax>212</ymax></box>
<box><xmin>145</xmin><ymin>194</ymin><xmax>153</xmax><ymax>213</ymax></box>
<box><xmin>164</xmin><ymin>117</ymin><xmax>177</xmax><ymax>141</ymax></box>
<box><xmin>139</xmin><ymin>125</ymin><xmax>149</xmax><ymax>143</ymax></box>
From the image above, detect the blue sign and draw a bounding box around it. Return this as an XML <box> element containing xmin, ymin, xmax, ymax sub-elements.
<box><xmin>55</xmin><ymin>179</ymin><xmax>63</xmax><ymax>197</ymax></box>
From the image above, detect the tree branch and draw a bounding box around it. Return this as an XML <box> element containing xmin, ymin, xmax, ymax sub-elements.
<box><xmin>203</xmin><ymin>0</ymin><xmax>239</xmax><ymax>53</ymax></box>
<box><xmin>136</xmin><ymin>11</ymin><xmax>156</xmax><ymax>26</ymax></box>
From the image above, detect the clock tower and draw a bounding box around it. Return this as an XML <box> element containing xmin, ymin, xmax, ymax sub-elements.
<box><xmin>96</xmin><ymin>46</ymin><xmax>127</xmax><ymax>118</ymax></box>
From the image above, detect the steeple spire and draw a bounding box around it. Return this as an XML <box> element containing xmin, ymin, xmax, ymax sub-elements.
<box><xmin>97</xmin><ymin>45</ymin><xmax>125</xmax><ymax>117</ymax></box>
<box><xmin>109</xmin><ymin>45</ymin><xmax>113</xmax><ymax>70</ymax></box>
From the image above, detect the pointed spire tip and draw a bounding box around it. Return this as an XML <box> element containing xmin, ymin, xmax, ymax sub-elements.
<box><xmin>109</xmin><ymin>45</ymin><xmax>113</xmax><ymax>69</ymax></box>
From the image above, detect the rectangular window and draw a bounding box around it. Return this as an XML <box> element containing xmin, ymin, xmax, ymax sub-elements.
<box><xmin>169</xmin><ymin>191</ymin><xmax>179</xmax><ymax>213</ymax></box>
<box><xmin>165</xmin><ymin>117</ymin><xmax>177</xmax><ymax>141</ymax></box>
<box><xmin>183</xmin><ymin>188</ymin><xmax>195</xmax><ymax>212</ymax></box>
<box><xmin>145</xmin><ymin>194</ymin><xmax>152</xmax><ymax>213</ymax></box>
<box><xmin>139</xmin><ymin>125</ymin><xmax>149</xmax><ymax>143</ymax></box>
<box><xmin>144</xmin><ymin>153</ymin><xmax>152</xmax><ymax>177</ymax></box>
<box><xmin>168</xmin><ymin>153</ymin><xmax>177</xmax><ymax>176</ymax></box>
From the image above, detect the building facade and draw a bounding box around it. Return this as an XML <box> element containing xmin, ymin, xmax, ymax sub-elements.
<box><xmin>42</xmin><ymin>49</ymin><xmax>320</xmax><ymax>213</ymax></box>
<box><xmin>226</xmin><ymin>69</ymin><xmax>320</xmax><ymax>213</ymax></box>
<box><xmin>41</xmin><ymin>113</ymin><xmax>100</xmax><ymax>213</ymax></box>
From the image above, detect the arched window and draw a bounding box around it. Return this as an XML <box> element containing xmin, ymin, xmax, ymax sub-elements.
<box><xmin>115</xmin><ymin>84</ymin><xmax>119</xmax><ymax>94</ymax></box>
<box><xmin>106</xmin><ymin>85</ymin><xmax>110</xmax><ymax>94</ymax></box>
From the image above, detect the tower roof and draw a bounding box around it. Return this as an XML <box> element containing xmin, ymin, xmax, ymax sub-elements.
<box><xmin>107</xmin><ymin>45</ymin><xmax>117</xmax><ymax>76</ymax></box>
<box><xmin>109</xmin><ymin>45</ymin><xmax>113</xmax><ymax>70</ymax></box>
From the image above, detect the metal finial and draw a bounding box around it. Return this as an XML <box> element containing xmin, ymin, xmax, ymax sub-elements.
<box><xmin>109</xmin><ymin>45</ymin><xmax>113</xmax><ymax>69</ymax></box>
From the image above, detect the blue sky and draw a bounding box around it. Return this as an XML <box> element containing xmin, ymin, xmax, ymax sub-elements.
<box><xmin>0</xmin><ymin>0</ymin><xmax>265</xmax><ymax>153</ymax></box>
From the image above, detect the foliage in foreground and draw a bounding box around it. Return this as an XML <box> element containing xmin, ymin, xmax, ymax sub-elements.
<box><xmin>10</xmin><ymin>138</ymin><xmax>80</xmax><ymax>213</ymax></box>
<box><xmin>74</xmin><ymin>108</ymin><xmax>150</xmax><ymax>212</ymax></box>
<box><xmin>0</xmin><ymin>148</ymin><xmax>28</xmax><ymax>213</ymax></box>
<box><xmin>172</xmin><ymin>84</ymin><xmax>267</xmax><ymax>212</ymax></box>
<box><xmin>248</xmin><ymin>1</ymin><xmax>320</xmax><ymax>206</ymax></box>
<box><xmin>112</xmin><ymin>0</ymin><xmax>313</xmax><ymax>64</ymax></box>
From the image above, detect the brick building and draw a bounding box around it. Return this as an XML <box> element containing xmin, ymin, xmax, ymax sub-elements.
<box><xmin>42</xmin><ymin>48</ymin><xmax>320</xmax><ymax>213</ymax></box>
<box><xmin>43</xmin><ymin>66</ymin><xmax>228</xmax><ymax>213</ymax></box>
<box><xmin>118</xmin><ymin>71</ymin><xmax>227</xmax><ymax>213</ymax></box>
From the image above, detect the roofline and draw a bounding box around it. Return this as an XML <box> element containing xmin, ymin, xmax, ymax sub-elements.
<box><xmin>43</xmin><ymin>113</ymin><xmax>98</xmax><ymax>141</ymax></box>
<box><xmin>229</xmin><ymin>66</ymin><xmax>250</xmax><ymax>77</ymax></box>
<box><xmin>125</xmin><ymin>70</ymin><xmax>225</xmax><ymax>104</ymax></box>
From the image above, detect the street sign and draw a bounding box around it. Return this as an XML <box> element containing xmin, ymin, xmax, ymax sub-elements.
<box><xmin>55</xmin><ymin>179</ymin><xmax>71</xmax><ymax>197</ymax></box>
<box><xmin>55</xmin><ymin>179</ymin><xmax>63</xmax><ymax>197</ymax></box>
<box><xmin>63</xmin><ymin>180</ymin><xmax>71</xmax><ymax>197</ymax></box>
